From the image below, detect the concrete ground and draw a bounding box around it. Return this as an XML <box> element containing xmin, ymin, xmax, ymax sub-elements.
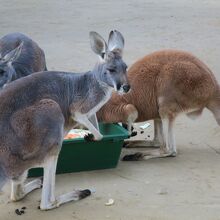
<box><xmin>0</xmin><ymin>0</ymin><xmax>220</xmax><ymax>219</ymax></box>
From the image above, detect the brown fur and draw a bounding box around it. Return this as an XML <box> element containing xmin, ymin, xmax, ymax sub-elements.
<box><xmin>97</xmin><ymin>49</ymin><xmax>220</xmax><ymax>127</ymax></box>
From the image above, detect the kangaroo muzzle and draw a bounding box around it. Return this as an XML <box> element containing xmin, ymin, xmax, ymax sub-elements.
<box><xmin>116</xmin><ymin>83</ymin><xmax>130</xmax><ymax>94</ymax></box>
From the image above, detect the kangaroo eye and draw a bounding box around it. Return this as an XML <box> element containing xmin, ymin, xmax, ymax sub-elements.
<box><xmin>107</xmin><ymin>69</ymin><xmax>115</xmax><ymax>73</ymax></box>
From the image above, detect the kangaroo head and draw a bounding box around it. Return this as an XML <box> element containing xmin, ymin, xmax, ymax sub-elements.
<box><xmin>90</xmin><ymin>30</ymin><xmax>130</xmax><ymax>94</ymax></box>
<box><xmin>0</xmin><ymin>42</ymin><xmax>23</xmax><ymax>88</ymax></box>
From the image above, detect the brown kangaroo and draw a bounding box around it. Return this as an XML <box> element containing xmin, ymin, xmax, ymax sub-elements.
<box><xmin>97</xmin><ymin>49</ymin><xmax>220</xmax><ymax>160</ymax></box>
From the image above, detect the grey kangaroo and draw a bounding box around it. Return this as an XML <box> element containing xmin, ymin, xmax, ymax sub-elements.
<box><xmin>0</xmin><ymin>30</ymin><xmax>129</xmax><ymax>210</ymax></box>
<box><xmin>0</xmin><ymin>32</ymin><xmax>47</xmax><ymax>88</ymax></box>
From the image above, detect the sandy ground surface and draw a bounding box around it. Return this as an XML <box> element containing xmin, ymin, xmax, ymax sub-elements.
<box><xmin>0</xmin><ymin>0</ymin><xmax>220</xmax><ymax>219</ymax></box>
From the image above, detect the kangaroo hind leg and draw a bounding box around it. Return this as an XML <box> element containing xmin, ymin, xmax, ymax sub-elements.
<box><xmin>11</xmin><ymin>171</ymin><xmax>42</xmax><ymax>201</ymax></box>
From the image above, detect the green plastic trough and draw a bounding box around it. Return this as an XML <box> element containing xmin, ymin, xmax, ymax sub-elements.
<box><xmin>28</xmin><ymin>123</ymin><xmax>128</xmax><ymax>177</ymax></box>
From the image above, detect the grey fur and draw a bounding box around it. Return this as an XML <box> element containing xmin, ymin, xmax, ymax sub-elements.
<box><xmin>108</xmin><ymin>30</ymin><xmax>124</xmax><ymax>55</ymax></box>
<box><xmin>0</xmin><ymin>32</ymin><xmax>47</xmax><ymax>88</ymax></box>
<box><xmin>0</xmin><ymin>165</ymin><xmax>7</xmax><ymax>190</ymax></box>
<box><xmin>0</xmin><ymin>30</ymin><xmax>129</xmax><ymax>210</ymax></box>
<box><xmin>90</xmin><ymin>32</ymin><xmax>107</xmax><ymax>57</ymax></box>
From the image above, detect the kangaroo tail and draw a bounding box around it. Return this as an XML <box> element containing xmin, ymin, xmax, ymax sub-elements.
<box><xmin>207</xmin><ymin>84</ymin><xmax>220</xmax><ymax>126</ymax></box>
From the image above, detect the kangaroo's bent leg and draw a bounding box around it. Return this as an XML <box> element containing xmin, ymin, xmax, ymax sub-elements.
<box><xmin>40</xmin><ymin>155</ymin><xmax>91</xmax><ymax>210</ymax></box>
<box><xmin>11</xmin><ymin>171</ymin><xmax>42</xmax><ymax>201</ymax></box>
<box><xmin>125</xmin><ymin>119</ymin><xmax>163</xmax><ymax>148</ymax></box>
<box><xmin>123</xmin><ymin>117</ymin><xmax>176</xmax><ymax>161</ymax></box>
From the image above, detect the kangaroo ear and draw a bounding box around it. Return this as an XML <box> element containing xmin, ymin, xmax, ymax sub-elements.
<box><xmin>108</xmin><ymin>30</ymin><xmax>124</xmax><ymax>55</ymax></box>
<box><xmin>2</xmin><ymin>42</ymin><xmax>23</xmax><ymax>63</ymax></box>
<box><xmin>89</xmin><ymin>32</ymin><xmax>107</xmax><ymax>59</ymax></box>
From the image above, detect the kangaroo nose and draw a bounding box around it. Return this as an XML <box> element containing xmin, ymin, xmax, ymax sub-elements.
<box><xmin>122</xmin><ymin>84</ymin><xmax>130</xmax><ymax>93</ymax></box>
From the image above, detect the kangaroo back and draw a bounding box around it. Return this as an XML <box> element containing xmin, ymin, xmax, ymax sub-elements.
<box><xmin>0</xmin><ymin>33</ymin><xmax>47</xmax><ymax>72</ymax></box>
<box><xmin>0</xmin><ymin>33</ymin><xmax>47</xmax><ymax>88</ymax></box>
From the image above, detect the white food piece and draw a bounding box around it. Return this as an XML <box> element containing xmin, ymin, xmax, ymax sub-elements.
<box><xmin>139</xmin><ymin>123</ymin><xmax>151</xmax><ymax>130</ymax></box>
<box><xmin>157</xmin><ymin>188</ymin><xmax>168</xmax><ymax>195</ymax></box>
<box><xmin>105</xmin><ymin>198</ymin><xmax>114</xmax><ymax>206</ymax></box>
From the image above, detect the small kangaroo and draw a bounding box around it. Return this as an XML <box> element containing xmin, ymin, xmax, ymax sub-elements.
<box><xmin>97</xmin><ymin>49</ymin><xmax>220</xmax><ymax>160</ymax></box>
<box><xmin>0</xmin><ymin>32</ymin><xmax>47</xmax><ymax>88</ymax></box>
<box><xmin>0</xmin><ymin>30</ymin><xmax>129</xmax><ymax>210</ymax></box>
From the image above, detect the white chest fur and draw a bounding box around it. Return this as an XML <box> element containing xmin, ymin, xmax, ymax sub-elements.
<box><xmin>87</xmin><ymin>87</ymin><xmax>112</xmax><ymax>117</ymax></box>
<box><xmin>73</xmin><ymin>85</ymin><xmax>113</xmax><ymax>120</ymax></box>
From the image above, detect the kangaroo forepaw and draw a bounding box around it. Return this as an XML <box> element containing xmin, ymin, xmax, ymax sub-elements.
<box><xmin>130</xmin><ymin>131</ymin><xmax>138</xmax><ymax>137</ymax></box>
<box><xmin>84</xmin><ymin>133</ymin><xmax>95</xmax><ymax>142</ymax></box>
